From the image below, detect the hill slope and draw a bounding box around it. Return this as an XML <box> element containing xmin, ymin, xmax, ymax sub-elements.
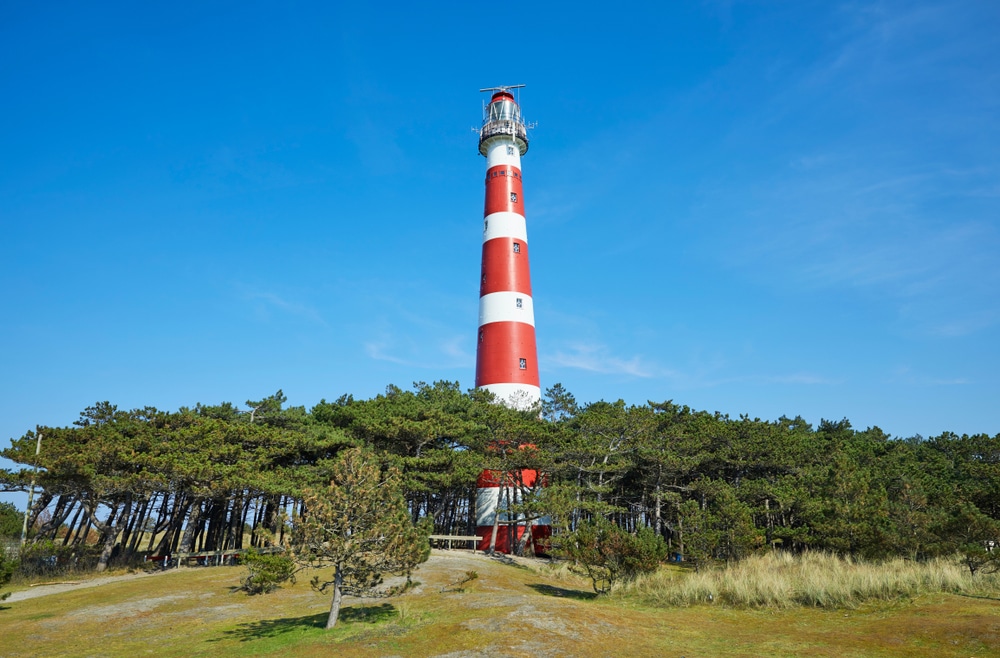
<box><xmin>1</xmin><ymin>550</ymin><xmax>998</xmax><ymax>657</ymax></box>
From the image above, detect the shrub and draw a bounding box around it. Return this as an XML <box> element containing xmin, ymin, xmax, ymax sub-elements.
<box><xmin>0</xmin><ymin>502</ymin><xmax>21</xmax><ymax>539</ymax></box>
<box><xmin>557</xmin><ymin>518</ymin><xmax>668</xmax><ymax>594</ymax></box>
<box><xmin>17</xmin><ymin>540</ymin><xmax>97</xmax><ymax>578</ymax></box>
<box><xmin>0</xmin><ymin>547</ymin><xmax>16</xmax><ymax>601</ymax></box>
<box><xmin>239</xmin><ymin>549</ymin><xmax>295</xmax><ymax>595</ymax></box>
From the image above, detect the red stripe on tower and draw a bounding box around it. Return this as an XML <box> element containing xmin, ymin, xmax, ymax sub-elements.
<box><xmin>474</xmin><ymin>85</ymin><xmax>550</xmax><ymax>554</ymax></box>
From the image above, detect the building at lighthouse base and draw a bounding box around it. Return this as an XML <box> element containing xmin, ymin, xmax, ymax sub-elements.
<box><xmin>475</xmin><ymin>468</ymin><xmax>551</xmax><ymax>554</ymax></box>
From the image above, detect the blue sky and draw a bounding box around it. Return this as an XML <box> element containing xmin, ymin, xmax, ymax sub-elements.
<box><xmin>2</xmin><ymin>1</ymin><xmax>999</xmax><ymax>506</ymax></box>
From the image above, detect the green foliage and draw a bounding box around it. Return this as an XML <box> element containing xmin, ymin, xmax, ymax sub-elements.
<box><xmin>0</xmin><ymin>502</ymin><xmax>22</xmax><ymax>539</ymax></box>
<box><xmin>17</xmin><ymin>539</ymin><xmax>96</xmax><ymax>578</ymax></box>
<box><xmin>939</xmin><ymin>502</ymin><xmax>1000</xmax><ymax>576</ymax></box>
<box><xmin>239</xmin><ymin>548</ymin><xmax>296</xmax><ymax>595</ymax></box>
<box><xmin>557</xmin><ymin>517</ymin><xmax>669</xmax><ymax>594</ymax></box>
<box><xmin>0</xmin><ymin>546</ymin><xmax>16</xmax><ymax>601</ymax></box>
<box><xmin>2</xmin><ymin>381</ymin><xmax>999</xmax><ymax>586</ymax></box>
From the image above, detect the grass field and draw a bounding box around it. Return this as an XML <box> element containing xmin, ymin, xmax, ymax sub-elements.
<box><xmin>1</xmin><ymin>550</ymin><xmax>998</xmax><ymax>657</ymax></box>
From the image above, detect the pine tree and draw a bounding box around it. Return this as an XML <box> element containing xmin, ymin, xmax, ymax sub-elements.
<box><xmin>291</xmin><ymin>447</ymin><xmax>430</xmax><ymax>629</ymax></box>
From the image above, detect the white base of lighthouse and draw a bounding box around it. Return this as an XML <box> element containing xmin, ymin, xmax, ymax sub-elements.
<box><xmin>479</xmin><ymin>383</ymin><xmax>541</xmax><ymax>410</ymax></box>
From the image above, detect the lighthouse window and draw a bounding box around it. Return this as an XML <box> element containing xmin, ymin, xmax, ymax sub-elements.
<box><xmin>507</xmin><ymin>145</ymin><xmax>515</xmax><ymax>156</ymax></box>
<box><xmin>516</xmin><ymin>298</ymin><xmax>523</xmax><ymax>309</ymax></box>
<box><xmin>479</xmin><ymin>330</ymin><xmax>485</xmax><ymax>343</ymax></box>
<box><xmin>510</xmin><ymin>192</ymin><xmax>518</xmax><ymax>203</ymax></box>
<box><xmin>513</xmin><ymin>242</ymin><xmax>521</xmax><ymax>253</ymax></box>
<box><xmin>519</xmin><ymin>358</ymin><xmax>527</xmax><ymax>370</ymax></box>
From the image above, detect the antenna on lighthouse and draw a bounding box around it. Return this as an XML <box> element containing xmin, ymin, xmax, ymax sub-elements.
<box><xmin>478</xmin><ymin>84</ymin><xmax>526</xmax><ymax>93</ymax></box>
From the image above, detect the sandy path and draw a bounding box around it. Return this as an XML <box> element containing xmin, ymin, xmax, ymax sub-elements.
<box><xmin>5</xmin><ymin>567</ymin><xmax>181</xmax><ymax>602</ymax></box>
<box><xmin>2</xmin><ymin>550</ymin><xmax>502</xmax><ymax>604</ymax></box>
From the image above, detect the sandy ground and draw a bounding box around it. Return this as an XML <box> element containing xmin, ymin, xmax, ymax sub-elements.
<box><xmin>3</xmin><ymin>550</ymin><xmax>531</xmax><ymax>606</ymax></box>
<box><xmin>5</xmin><ymin>566</ymin><xmax>184</xmax><ymax>603</ymax></box>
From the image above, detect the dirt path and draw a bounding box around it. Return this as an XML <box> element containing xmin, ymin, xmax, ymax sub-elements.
<box><xmin>5</xmin><ymin>567</ymin><xmax>181</xmax><ymax>602</ymax></box>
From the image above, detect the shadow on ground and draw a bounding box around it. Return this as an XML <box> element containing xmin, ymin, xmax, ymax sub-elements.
<box><xmin>216</xmin><ymin>603</ymin><xmax>398</xmax><ymax>642</ymax></box>
<box><xmin>527</xmin><ymin>583</ymin><xmax>597</xmax><ymax>600</ymax></box>
<box><xmin>485</xmin><ymin>553</ymin><xmax>531</xmax><ymax>570</ymax></box>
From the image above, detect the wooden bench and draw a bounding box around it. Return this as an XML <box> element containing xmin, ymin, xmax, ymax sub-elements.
<box><xmin>428</xmin><ymin>535</ymin><xmax>480</xmax><ymax>552</ymax></box>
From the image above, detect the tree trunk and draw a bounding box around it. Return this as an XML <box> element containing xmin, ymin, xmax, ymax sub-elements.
<box><xmin>677</xmin><ymin>508</ymin><xmax>685</xmax><ymax>560</ymax></box>
<box><xmin>654</xmin><ymin>484</ymin><xmax>663</xmax><ymax>537</ymax></box>
<box><xmin>26</xmin><ymin>491</ymin><xmax>53</xmax><ymax>537</ymax></box>
<box><xmin>96</xmin><ymin>502</ymin><xmax>124</xmax><ymax>572</ymax></box>
<box><xmin>178</xmin><ymin>499</ymin><xmax>204</xmax><ymax>554</ymax></box>
<box><xmin>146</xmin><ymin>494</ymin><xmax>169</xmax><ymax>552</ymax></box>
<box><xmin>62</xmin><ymin>504</ymin><xmax>83</xmax><ymax>547</ymax></box>
<box><xmin>154</xmin><ymin>494</ymin><xmax>188</xmax><ymax>556</ymax></box>
<box><xmin>35</xmin><ymin>494</ymin><xmax>72</xmax><ymax>541</ymax></box>
<box><xmin>127</xmin><ymin>497</ymin><xmax>151</xmax><ymax>554</ymax></box>
<box><xmin>488</xmin><ymin>485</ymin><xmax>502</xmax><ymax>554</ymax></box>
<box><xmin>73</xmin><ymin>513</ymin><xmax>94</xmax><ymax>547</ymax></box>
<box><xmin>325</xmin><ymin>564</ymin><xmax>345</xmax><ymax>629</ymax></box>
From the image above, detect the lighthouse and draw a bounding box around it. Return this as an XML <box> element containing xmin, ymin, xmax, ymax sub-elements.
<box><xmin>475</xmin><ymin>86</ymin><xmax>540</xmax><ymax>409</ymax></box>
<box><xmin>474</xmin><ymin>86</ymin><xmax>550</xmax><ymax>554</ymax></box>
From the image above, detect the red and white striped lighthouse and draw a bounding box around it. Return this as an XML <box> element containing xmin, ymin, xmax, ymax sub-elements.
<box><xmin>474</xmin><ymin>86</ymin><xmax>550</xmax><ymax>554</ymax></box>
<box><xmin>475</xmin><ymin>86</ymin><xmax>540</xmax><ymax>409</ymax></box>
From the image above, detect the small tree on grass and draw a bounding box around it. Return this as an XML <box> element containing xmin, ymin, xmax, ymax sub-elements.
<box><xmin>557</xmin><ymin>517</ymin><xmax>668</xmax><ymax>594</ymax></box>
<box><xmin>239</xmin><ymin>549</ymin><xmax>296</xmax><ymax>595</ymax></box>
<box><xmin>941</xmin><ymin>502</ymin><xmax>1000</xmax><ymax>577</ymax></box>
<box><xmin>291</xmin><ymin>447</ymin><xmax>430</xmax><ymax>629</ymax></box>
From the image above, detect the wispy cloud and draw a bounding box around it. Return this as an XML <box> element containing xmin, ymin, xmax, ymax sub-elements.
<box><xmin>364</xmin><ymin>337</ymin><xmax>412</xmax><ymax>366</ymax></box>
<box><xmin>890</xmin><ymin>366</ymin><xmax>970</xmax><ymax>386</ymax></box>
<box><xmin>547</xmin><ymin>342</ymin><xmax>660</xmax><ymax>378</ymax></box>
<box><xmin>440</xmin><ymin>335</ymin><xmax>475</xmax><ymax>367</ymax></box>
<box><xmin>927</xmin><ymin>310</ymin><xmax>1000</xmax><ymax>338</ymax></box>
<box><xmin>242</xmin><ymin>289</ymin><xmax>327</xmax><ymax>326</ymax></box>
<box><xmin>364</xmin><ymin>332</ymin><xmax>473</xmax><ymax>370</ymax></box>
<box><xmin>759</xmin><ymin>373</ymin><xmax>840</xmax><ymax>385</ymax></box>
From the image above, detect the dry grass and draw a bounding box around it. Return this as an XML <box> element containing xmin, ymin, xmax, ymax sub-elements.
<box><xmin>620</xmin><ymin>551</ymin><xmax>1000</xmax><ymax>609</ymax></box>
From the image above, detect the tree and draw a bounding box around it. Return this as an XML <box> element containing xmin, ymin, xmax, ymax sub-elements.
<box><xmin>0</xmin><ymin>502</ymin><xmax>21</xmax><ymax>539</ymax></box>
<box><xmin>239</xmin><ymin>548</ymin><xmax>296</xmax><ymax>595</ymax></box>
<box><xmin>556</xmin><ymin>516</ymin><xmax>668</xmax><ymax>594</ymax></box>
<box><xmin>291</xmin><ymin>448</ymin><xmax>430</xmax><ymax>629</ymax></box>
<box><xmin>939</xmin><ymin>502</ymin><xmax>1000</xmax><ymax>577</ymax></box>
<box><xmin>0</xmin><ymin>549</ymin><xmax>14</xmax><ymax>601</ymax></box>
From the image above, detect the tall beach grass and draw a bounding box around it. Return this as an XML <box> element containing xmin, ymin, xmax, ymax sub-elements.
<box><xmin>619</xmin><ymin>551</ymin><xmax>1000</xmax><ymax>609</ymax></box>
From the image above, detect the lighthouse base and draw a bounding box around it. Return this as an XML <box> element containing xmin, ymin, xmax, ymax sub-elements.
<box><xmin>475</xmin><ymin>524</ymin><xmax>551</xmax><ymax>555</ymax></box>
